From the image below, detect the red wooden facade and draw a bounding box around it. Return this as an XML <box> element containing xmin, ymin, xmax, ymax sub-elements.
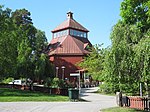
<box><xmin>48</xmin><ymin>12</ymin><xmax>92</xmax><ymax>80</ymax></box>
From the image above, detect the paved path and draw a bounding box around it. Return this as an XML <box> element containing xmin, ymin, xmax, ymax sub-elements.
<box><xmin>0</xmin><ymin>87</ymin><xmax>117</xmax><ymax>112</ymax></box>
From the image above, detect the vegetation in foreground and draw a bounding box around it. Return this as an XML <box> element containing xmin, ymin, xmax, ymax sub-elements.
<box><xmin>101</xmin><ymin>107</ymin><xmax>146</xmax><ymax>112</ymax></box>
<box><xmin>79</xmin><ymin>0</ymin><xmax>150</xmax><ymax>96</ymax></box>
<box><xmin>0</xmin><ymin>88</ymin><xmax>69</xmax><ymax>102</ymax></box>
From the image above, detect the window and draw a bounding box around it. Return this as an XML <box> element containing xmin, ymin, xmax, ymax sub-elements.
<box><xmin>53</xmin><ymin>29</ymin><xmax>69</xmax><ymax>38</ymax></box>
<box><xmin>53</xmin><ymin>29</ymin><xmax>87</xmax><ymax>38</ymax></box>
<box><xmin>69</xmin><ymin>29</ymin><xmax>87</xmax><ymax>38</ymax></box>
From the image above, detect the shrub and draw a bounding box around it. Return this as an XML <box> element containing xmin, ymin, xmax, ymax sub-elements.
<box><xmin>51</xmin><ymin>78</ymin><xmax>65</xmax><ymax>88</ymax></box>
<box><xmin>44</xmin><ymin>78</ymin><xmax>52</xmax><ymax>87</ymax></box>
<box><xmin>1</xmin><ymin>77</ymin><xmax>14</xmax><ymax>84</ymax></box>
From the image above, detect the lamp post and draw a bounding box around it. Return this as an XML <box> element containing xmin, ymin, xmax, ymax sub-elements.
<box><xmin>61</xmin><ymin>66</ymin><xmax>65</xmax><ymax>80</ymax></box>
<box><xmin>56</xmin><ymin>67</ymin><xmax>59</xmax><ymax>78</ymax></box>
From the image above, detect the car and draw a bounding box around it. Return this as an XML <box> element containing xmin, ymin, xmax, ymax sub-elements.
<box><xmin>9</xmin><ymin>80</ymin><xmax>25</xmax><ymax>85</ymax></box>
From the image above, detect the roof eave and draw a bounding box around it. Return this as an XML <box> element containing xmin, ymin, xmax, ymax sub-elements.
<box><xmin>51</xmin><ymin>27</ymin><xmax>89</xmax><ymax>33</ymax></box>
<box><xmin>48</xmin><ymin>52</ymin><xmax>90</xmax><ymax>57</ymax></box>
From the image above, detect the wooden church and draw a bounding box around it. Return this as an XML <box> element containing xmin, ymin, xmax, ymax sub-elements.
<box><xmin>48</xmin><ymin>12</ymin><xmax>92</xmax><ymax>80</ymax></box>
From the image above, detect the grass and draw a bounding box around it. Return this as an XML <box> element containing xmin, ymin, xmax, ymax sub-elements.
<box><xmin>0</xmin><ymin>88</ymin><xmax>69</xmax><ymax>102</ymax></box>
<box><xmin>101</xmin><ymin>107</ymin><xmax>147</xmax><ymax>112</ymax></box>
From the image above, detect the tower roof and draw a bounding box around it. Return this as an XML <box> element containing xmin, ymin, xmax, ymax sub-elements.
<box><xmin>48</xmin><ymin>35</ymin><xmax>91</xmax><ymax>55</ymax></box>
<box><xmin>52</xmin><ymin>12</ymin><xmax>89</xmax><ymax>33</ymax></box>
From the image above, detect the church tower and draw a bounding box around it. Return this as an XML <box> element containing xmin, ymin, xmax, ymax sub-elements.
<box><xmin>48</xmin><ymin>12</ymin><xmax>92</xmax><ymax>80</ymax></box>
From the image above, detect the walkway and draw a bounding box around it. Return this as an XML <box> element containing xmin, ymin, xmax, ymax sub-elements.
<box><xmin>0</xmin><ymin>87</ymin><xmax>117</xmax><ymax>112</ymax></box>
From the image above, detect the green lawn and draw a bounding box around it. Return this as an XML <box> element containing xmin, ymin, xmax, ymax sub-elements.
<box><xmin>0</xmin><ymin>88</ymin><xmax>69</xmax><ymax>102</ymax></box>
<box><xmin>101</xmin><ymin>107</ymin><xmax>146</xmax><ymax>112</ymax></box>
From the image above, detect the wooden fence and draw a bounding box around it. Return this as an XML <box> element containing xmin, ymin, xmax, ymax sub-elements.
<box><xmin>121</xmin><ymin>96</ymin><xmax>150</xmax><ymax>111</ymax></box>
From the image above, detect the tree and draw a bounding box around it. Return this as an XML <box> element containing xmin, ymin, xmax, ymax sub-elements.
<box><xmin>34</xmin><ymin>30</ymin><xmax>48</xmax><ymax>54</ymax></box>
<box><xmin>34</xmin><ymin>53</ymin><xmax>46</xmax><ymax>81</ymax></box>
<box><xmin>11</xmin><ymin>9</ymin><xmax>37</xmax><ymax>79</ymax></box>
<box><xmin>0</xmin><ymin>6</ymin><xmax>17</xmax><ymax>79</ymax></box>
<box><xmin>103</xmin><ymin>22</ymin><xmax>143</xmax><ymax>93</ymax></box>
<box><xmin>79</xmin><ymin>44</ymin><xmax>106</xmax><ymax>80</ymax></box>
<box><xmin>120</xmin><ymin>0</ymin><xmax>150</xmax><ymax>32</ymax></box>
<box><xmin>102</xmin><ymin>0</ymin><xmax>150</xmax><ymax>95</ymax></box>
<box><xmin>0</xmin><ymin>6</ymin><xmax>54</xmax><ymax>83</ymax></box>
<box><xmin>33</xmin><ymin>30</ymin><xmax>53</xmax><ymax>82</ymax></box>
<box><xmin>119</xmin><ymin>0</ymin><xmax>150</xmax><ymax>95</ymax></box>
<box><xmin>134</xmin><ymin>31</ymin><xmax>150</xmax><ymax>96</ymax></box>
<box><xmin>78</xmin><ymin>0</ymin><xmax>150</xmax><ymax>95</ymax></box>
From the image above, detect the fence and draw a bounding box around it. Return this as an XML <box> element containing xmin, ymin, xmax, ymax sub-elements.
<box><xmin>33</xmin><ymin>86</ymin><xmax>68</xmax><ymax>96</ymax></box>
<box><xmin>0</xmin><ymin>84</ymin><xmax>68</xmax><ymax>96</ymax></box>
<box><xmin>121</xmin><ymin>96</ymin><xmax>150</xmax><ymax>111</ymax></box>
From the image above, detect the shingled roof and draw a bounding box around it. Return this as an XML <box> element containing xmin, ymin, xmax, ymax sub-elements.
<box><xmin>51</xmin><ymin>12</ymin><xmax>89</xmax><ymax>33</ymax></box>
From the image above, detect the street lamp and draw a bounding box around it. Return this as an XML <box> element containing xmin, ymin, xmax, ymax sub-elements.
<box><xmin>61</xmin><ymin>66</ymin><xmax>65</xmax><ymax>80</ymax></box>
<box><xmin>56</xmin><ymin>67</ymin><xmax>59</xmax><ymax>78</ymax></box>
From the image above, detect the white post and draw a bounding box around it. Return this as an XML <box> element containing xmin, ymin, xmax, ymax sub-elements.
<box><xmin>84</xmin><ymin>71</ymin><xmax>85</xmax><ymax>85</ymax></box>
<box><xmin>116</xmin><ymin>92</ymin><xmax>122</xmax><ymax>106</ymax></box>
<box><xmin>79</xmin><ymin>71</ymin><xmax>81</xmax><ymax>94</ymax></box>
<box><xmin>61</xmin><ymin>66</ymin><xmax>65</xmax><ymax>80</ymax></box>
<box><xmin>62</xmin><ymin>69</ymin><xmax>64</xmax><ymax>79</ymax></box>
<box><xmin>140</xmin><ymin>82</ymin><xmax>142</xmax><ymax>96</ymax></box>
<box><xmin>56</xmin><ymin>67</ymin><xmax>59</xmax><ymax>78</ymax></box>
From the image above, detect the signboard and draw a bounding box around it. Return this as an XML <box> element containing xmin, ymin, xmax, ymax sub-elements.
<box><xmin>70</xmin><ymin>73</ymin><xmax>80</xmax><ymax>76</ymax></box>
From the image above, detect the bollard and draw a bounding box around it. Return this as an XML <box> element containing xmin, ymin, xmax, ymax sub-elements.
<box><xmin>116</xmin><ymin>92</ymin><xmax>122</xmax><ymax>107</ymax></box>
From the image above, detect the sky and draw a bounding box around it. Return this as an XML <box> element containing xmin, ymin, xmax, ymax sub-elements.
<box><xmin>1</xmin><ymin>0</ymin><xmax>123</xmax><ymax>47</ymax></box>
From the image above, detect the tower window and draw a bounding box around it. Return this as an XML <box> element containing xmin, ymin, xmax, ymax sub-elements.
<box><xmin>53</xmin><ymin>29</ymin><xmax>69</xmax><ymax>38</ymax></box>
<box><xmin>70</xmin><ymin>29</ymin><xmax>87</xmax><ymax>38</ymax></box>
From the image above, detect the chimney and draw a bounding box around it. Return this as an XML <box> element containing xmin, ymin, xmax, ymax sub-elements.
<box><xmin>67</xmin><ymin>11</ymin><xmax>73</xmax><ymax>19</ymax></box>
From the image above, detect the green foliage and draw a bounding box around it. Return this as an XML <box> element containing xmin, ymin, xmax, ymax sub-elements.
<box><xmin>103</xmin><ymin>22</ymin><xmax>141</xmax><ymax>93</ymax></box>
<box><xmin>1</xmin><ymin>77</ymin><xmax>14</xmax><ymax>84</ymax></box>
<box><xmin>44</xmin><ymin>78</ymin><xmax>52</xmax><ymax>87</ymax></box>
<box><xmin>103</xmin><ymin>21</ymin><xmax>150</xmax><ymax>94</ymax></box>
<box><xmin>0</xmin><ymin>6</ymin><xmax>53</xmax><ymax>82</ymax></box>
<box><xmin>51</xmin><ymin>78</ymin><xmax>64</xmax><ymax>88</ymax></box>
<box><xmin>79</xmin><ymin>0</ymin><xmax>150</xmax><ymax>95</ymax></box>
<box><xmin>0</xmin><ymin>6</ymin><xmax>17</xmax><ymax>78</ymax></box>
<box><xmin>99</xmin><ymin>82</ymin><xmax>117</xmax><ymax>94</ymax></box>
<box><xmin>34</xmin><ymin>53</ymin><xmax>47</xmax><ymax>80</ymax></box>
<box><xmin>120</xmin><ymin>0</ymin><xmax>150</xmax><ymax>32</ymax></box>
<box><xmin>78</xmin><ymin>44</ymin><xmax>106</xmax><ymax>80</ymax></box>
<box><xmin>102</xmin><ymin>0</ymin><xmax>150</xmax><ymax>95</ymax></box>
<box><xmin>33</xmin><ymin>30</ymin><xmax>52</xmax><ymax>81</ymax></box>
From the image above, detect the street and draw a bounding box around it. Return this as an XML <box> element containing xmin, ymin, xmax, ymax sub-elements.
<box><xmin>0</xmin><ymin>87</ymin><xmax>117</xmax><ymax>112</ymax></box>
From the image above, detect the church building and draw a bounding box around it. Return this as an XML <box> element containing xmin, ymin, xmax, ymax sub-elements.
<box><xmin>48</xmin><ymin>12</ymin><xmax>92</xmax><ymax>80</ymax></box>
